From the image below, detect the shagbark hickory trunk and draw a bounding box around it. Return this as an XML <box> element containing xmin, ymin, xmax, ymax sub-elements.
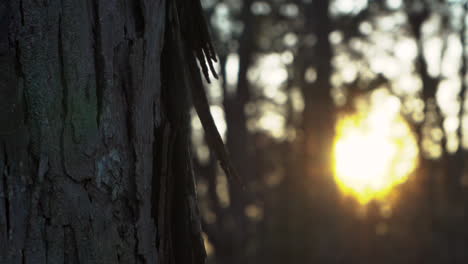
<box><xmin>1</xmin><ymin>0</ymin><xmax>207</xmax><ymax>263</ymax></box>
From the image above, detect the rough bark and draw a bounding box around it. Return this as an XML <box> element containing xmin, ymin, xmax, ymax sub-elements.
<box><xmin>0</xmin><ymin>0</ymin><xmax>207</xmax><ymax>263</ymax></box>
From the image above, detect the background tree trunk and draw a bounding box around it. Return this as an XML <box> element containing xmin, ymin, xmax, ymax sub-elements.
<box><xmin>0</xmin><ymin>0</ymin><xmax>206</xmax><ymax>263</ymax></box>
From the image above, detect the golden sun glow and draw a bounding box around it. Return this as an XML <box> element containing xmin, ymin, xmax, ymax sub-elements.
<box><xmin>333</xmin><ymin>90</ymin><xmax>419</xmax><ymax>205</ymax></box>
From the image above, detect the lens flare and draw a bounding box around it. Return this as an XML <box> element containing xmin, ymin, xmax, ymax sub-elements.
<box><xmin>333</xmin><ymin>90</ymin><xmax>419</xmax><ymax>204</ymax></box>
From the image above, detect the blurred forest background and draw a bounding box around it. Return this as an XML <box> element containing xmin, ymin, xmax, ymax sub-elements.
<box><xmin>191</xmin><ymin>0</ymin><xmax>468</xmax><ymax>263</ymax></box>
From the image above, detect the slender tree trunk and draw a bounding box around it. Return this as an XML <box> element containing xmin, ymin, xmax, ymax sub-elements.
<box><xmin>274</xmin><ymin>0</ymin><xmax>338</xmax><ymax>263</ymax></box>
<box><xmin>445</xmin><ymin>3</ymin><xmax>468</xmax><ymax>263</ymax></box>
<box><xmin>0</xmin><ymin>0</ymin><xmax>206</xmax><ymax>263</ymax></box>
<box><xmin>407</xmin><ymin>5</ymin><xmax>446</xmax><ymax>263</ymax></box>
<box><xmin>205</xmin><ymin>1</ymin><xmax>256</xmax><ymax>263</ymax></box>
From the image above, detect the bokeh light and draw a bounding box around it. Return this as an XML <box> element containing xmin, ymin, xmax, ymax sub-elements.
<box><xmin>333</xmin><ymin>90</ymin><xmax>419</xmax><ymax>204</ymax></box>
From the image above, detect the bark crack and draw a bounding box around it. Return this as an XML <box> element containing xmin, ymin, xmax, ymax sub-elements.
<box><xmin>133</xmin><ymin>225</ymin><xmax>144</xmax><ymax>264</ymax></box>
<box><xmin>19</xmin><ymin>0</ymin><xmax>24</xmax><ymax>26</ymax></box>
<box><xmin>14</xmin><ymin>40</ymin><xmax>23</xmax><ymax>79</ymax></box>
<box><xmin>57</xmin><ymin>12</ymin><xmax>72</xmax><ymax>180</ymax></box>
<box><xmin>58</xmin><ymin>13</ymin><xmax>68</xmax><ymax>120</ymax></box>
<box><xmin>134</xmin><ymin>0</ymin><xmax>145</xmax><ymax>38</ymax></box>
<box><xmin>2</xmin><ymin>144</ymin><xmax>10</xmax><ymax>236</ymax></box>
<box><xmin>91</xmin><ymin>0</ymin><xmax>104</xmax><ymax>127</ymax></box>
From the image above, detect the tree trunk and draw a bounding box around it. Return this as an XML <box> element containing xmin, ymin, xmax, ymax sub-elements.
<box><xmin>0</xmin><ymin>0</ymin><xmax>206</xmax><ymax>263</ymax></box>
<box><xmin>293</xmin><ymin>0</ymin><xmax>338</xmax><ymax>262</ymax></box>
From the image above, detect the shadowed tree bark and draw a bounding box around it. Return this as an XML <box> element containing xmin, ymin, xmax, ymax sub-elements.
<box><xmin>0</xmin><ymin>0</ymin><xmax>215</xmax><ymax>263</ymax></box>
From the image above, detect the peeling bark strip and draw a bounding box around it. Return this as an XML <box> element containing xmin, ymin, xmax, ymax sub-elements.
<box><xmin>0</xmin><ymin>0</ymin><xmax>213</xmax><ymax>263</ymax></box>
<box><xmin>169</xmin><ymin>0</ymin><xmax>241</xmax><ymax>188</ymax></box>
